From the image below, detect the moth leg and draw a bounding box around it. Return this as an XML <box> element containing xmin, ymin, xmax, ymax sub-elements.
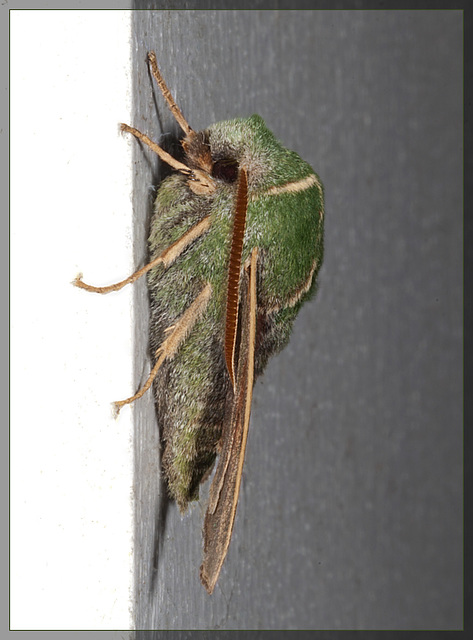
<box><xmin>200</xmin><ymin>247</ymin><xmax>259</xmax><ymax>594</ymax></box>
<box><xmin>120</xmin><ymin>124</ymin><xmax>215</xmax><ymax>193</ymax></box>
<box><xmin>113</xmin><ymin>282</ymin><xmax>212</xmax><ymax>415</ymax></box>
<box><xmin>120</xmin><ymin>123</ymin><xmax>191</xmax><ymax>174</ymax></box>
<box><xmin>73</xmin><ymin>215</ymin><xmax>211</xmax><ymax>294</ymax></box>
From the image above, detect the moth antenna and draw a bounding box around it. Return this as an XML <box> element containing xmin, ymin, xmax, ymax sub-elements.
<box><xmin>148</xmin><ymin>51</ymin><xmax>194</xmax><ymax>137</ymax></box>
<box><xmin>224</xmin><ymin>168</ymin><xmax>249</xmax><ymax>389</ymax></box>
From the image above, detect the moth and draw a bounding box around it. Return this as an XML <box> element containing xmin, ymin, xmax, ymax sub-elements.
<box><xmin>75</xmin><ymin>52</ymin><xmax>324</xmax><ymax>594</ymax></box>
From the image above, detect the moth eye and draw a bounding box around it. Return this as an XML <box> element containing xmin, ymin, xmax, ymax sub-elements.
<box><xmin>212</xmin><ymin>159</ymin><xmax>239</xmax><ymax>184</ymax></box>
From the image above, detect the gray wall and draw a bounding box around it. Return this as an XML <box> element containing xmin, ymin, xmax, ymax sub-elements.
<box><xmin>130</xmin><ymin>10</ymin><xmax>463</xmax><ymax>630</ymax></box>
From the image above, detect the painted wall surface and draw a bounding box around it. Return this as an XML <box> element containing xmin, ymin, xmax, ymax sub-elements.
<box><xmin>10</xmin><ymin>10</ymin><xmax>134</xmax><ymax>630</ymax></box>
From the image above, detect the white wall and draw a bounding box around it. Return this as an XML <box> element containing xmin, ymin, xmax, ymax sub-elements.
<box><xmin>11</xmin><ymin>10</ymin><xmax>134</xmax><ymax>630</ymax></box>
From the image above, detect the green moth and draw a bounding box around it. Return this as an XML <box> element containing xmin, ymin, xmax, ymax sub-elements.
<box><xmin>75</xmin><ymin>52</ymin><xmax>324</xmax><ymax>594</ymax></box>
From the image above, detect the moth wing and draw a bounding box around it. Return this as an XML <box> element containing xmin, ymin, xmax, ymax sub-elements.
<box><xmin>200</xmin><ymin>247</ymin><xmax>259</xmax><ymax>594</ymax></box>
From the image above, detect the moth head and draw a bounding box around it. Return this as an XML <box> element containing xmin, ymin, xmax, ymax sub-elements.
<box><xmin>182</xmin><ymin>115</ymin><xmax>281</xmax><ymax>194</ymax></box>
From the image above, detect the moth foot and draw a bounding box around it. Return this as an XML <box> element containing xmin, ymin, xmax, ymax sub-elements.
<box><xmin>112</xmin><ymin>401</ymin><xmax>122</xmax><ymax>419</ymax></box>
<box><xmin>72</xmin><ymin>273</ymin><xmax>84</xmax><ymax>287</ymax></box>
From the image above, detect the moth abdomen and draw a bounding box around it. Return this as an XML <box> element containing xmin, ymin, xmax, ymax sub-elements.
<box><xmin>153</xmin><ymin>315</ymin><xmax>230</xmax><ymax>510</ymax></box>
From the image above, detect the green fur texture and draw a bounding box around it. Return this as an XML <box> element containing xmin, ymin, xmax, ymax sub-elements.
<box><xmin>147</xmin><ymin>114</ymin><xmax>324</xmax><ymax>510</ymax></box>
